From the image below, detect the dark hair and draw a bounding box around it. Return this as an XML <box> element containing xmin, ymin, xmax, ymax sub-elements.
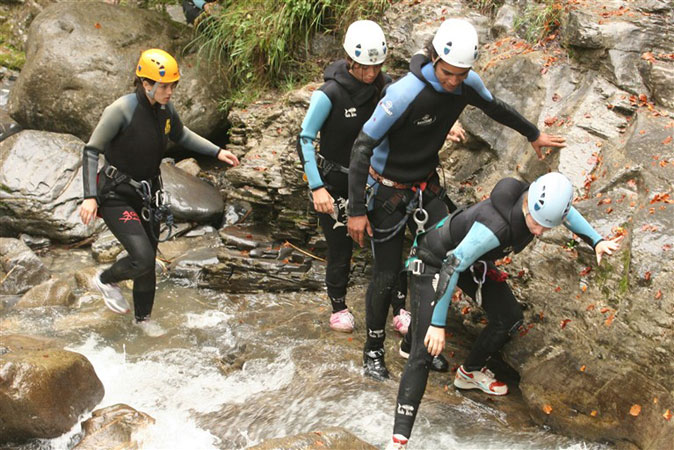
<box><xmin>424</xmin><ymin>38</ymin><xmax>438</xmax><ymax>62</ymax></box>
<box><xmin>134</xmin><ymin>76</ymin><xmax>155</xmax><ymax>89</ymax></box>
<box><xmin>345</xmin><ymin>56</ymin><xmax>387</xmax><ymax>96</ymax></box>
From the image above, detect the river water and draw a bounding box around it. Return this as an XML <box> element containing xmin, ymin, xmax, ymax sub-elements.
<box><xmin>1</xmin><ymin>246</ymin><xmax>608</xmax><ymax>450</ymax></box>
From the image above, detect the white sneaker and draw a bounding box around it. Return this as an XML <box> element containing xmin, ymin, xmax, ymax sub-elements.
<box><xmin>392</xmin><ymin>309</ymin><xmax>411</xmax><ymax>335</ymax></box>
<box><xmin>453</xmin><ymin>365</ymin><xmax>508</xmax><ymax>396</ymax></box>
<box><xmin>329</xmin><ymin>309</ymin><xmax>355</xmax><ymax>332</ymax></box>
<box><xmin>93</xmin><ymin>272</ymin><xmax>130</xmax><ymax>314</ymax></box>
<box><xmin>136</xmin><ymin>319</ymin><xmax>166</xmax><ymax>337</ymax></box>
<box><xmin>385</xmin><ymin>434</ymin><xmax>408</xmax><ymax>450</ymax></box>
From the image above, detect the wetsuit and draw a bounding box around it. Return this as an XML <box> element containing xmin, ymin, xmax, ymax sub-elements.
<box><xmin>348</xmin><ymin>53</ymin><xmax>541</xmax><ymax>354</ymax></box>
<box><xmin>393</xmin><ymin>178</ymin><xmax>604</xmax><ymax>438</ymax></box>
<box><xmin>82</xmin><ymin>87</ymin><xmax>220</xmax><ymax>320</ymax></box>
<box><xmin>298</xmin><ymin>60</ymin><xmax>404</xmax><ymax>314</ymax></box>
<box><xmin>182</xmin><ymin>0</ymin><xmax>217</xmax><ymax>24</ymax></box>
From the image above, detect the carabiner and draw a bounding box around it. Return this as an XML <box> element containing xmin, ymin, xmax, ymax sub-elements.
<box><xmin>413</xmin><ymin>208</ymin><xmax>429</xmax><ymax>234</ymax></box>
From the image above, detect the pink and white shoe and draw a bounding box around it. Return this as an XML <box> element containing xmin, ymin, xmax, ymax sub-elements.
<box><xmin>453</xmin><ymin>365</ymin><xmax>509</xmax><ymax>396</ymax></box>
<box><xmin>385</xmin><ymin>434</ymin><xmax>408</xmax><ymax>450</ymax></box>
<box><xmin>392</xmin><ymin>308</ymin><xmax>411</xmax><ymax>335</ymax></box>
<box><xmin>329</xmin><ymin>309</ymin><xmax>355</xmax><ymax>333</ymax></box>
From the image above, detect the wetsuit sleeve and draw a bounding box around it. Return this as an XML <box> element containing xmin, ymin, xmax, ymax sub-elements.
<box><xmin>463</xmin><ymin>72</ymin><xmax>540</xmax><ymax>142</ymax></box>
<box><xmin>563</xmin><ymin>206</ymin><xmax>604</xmax><ymax>248</ymax></box>
<box><xmin>299</xmin><ymin>90</ymin><xmax>332</xmax><ymax>190</ymax></box>
<box><xmin>82</xmin><ymin>99</ymin><xmax>129</xmax><ymax>199</ymax></box>
<box><xmin>348</xmin><ymin>79</ymin><xmax>415</xmax><ymax>216</ymax></box>
<box><xmin>431</xmin><ymin>222</ymin><xmax>501</xmax><ymax>327</ymax></box>
<box><xmin>193</xmin><ymin>0</ymin><xmax>206</xmax><ymax>9</ymax></box>
<box><xmin>168</xmin><ymin>104</ymin><xmax>220</xmax><ymax>157</ymax></box>
<box><xmin>175</xmin><ymin>126</ymin><xmax>220</xmax><ymax>157</ymax></box>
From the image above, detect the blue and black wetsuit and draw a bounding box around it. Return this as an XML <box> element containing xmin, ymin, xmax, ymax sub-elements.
<box><xmin>299</xmin><ymin>60</ymin><xmax>401</xmax><ymax>312</ymax></box>
<box><xmin>82</xmin><ymin>87</ymin><xmax>220</xmax><ymax>321</ymax></box>
<box><xmin>393</xmin><ymin>177</ymin><xmax>604</xmax><ymax>439</ymax></box>
<box><xmin>347</xmin><ymin>52</ymin><xmax>542</xmax><ymax>353</ymax></box>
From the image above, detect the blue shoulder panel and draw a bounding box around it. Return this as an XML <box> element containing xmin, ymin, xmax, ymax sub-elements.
<box><xmin>564</xmin><ymin>207</ymin><xmax>603</xmax><ymax>247</ymax></box>
<box><xmin>464</xmin><ymin>71</ymin><xmax>493</xmax><ymax>102</ymax></box>
<box><xmin>430</xmin><ymin>221</ymin><xmax>501</xmax><ymax>326</ymax></box>
<box><xmin>299</xmin><ymin>90</ymin><xmax>332</xmax><ymax>189</ymax></box>
<box><xmin>362</xmin><ymin>73</ymin><xmax>424</xmax><ymax>141</ymax></box>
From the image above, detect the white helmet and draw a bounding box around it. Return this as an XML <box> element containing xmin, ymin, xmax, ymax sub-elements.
<box><xmin>527</xmin><ymin>172</ymin><xmax>574</xmax><ymax>228</ymax></box>
<box><xmin>432</xmin><ymin>18</ymin><xmax>479</xmax><ymax>68</ymax></box>
<box><xmin>343</xmin><ymin>20</ymin><xmax>387</xmax><ymax>65</ymax></box>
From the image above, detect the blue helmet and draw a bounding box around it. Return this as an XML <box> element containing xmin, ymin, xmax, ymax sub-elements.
<box><xmin>528</xmin><ymin>172</ymin><xmax>573</xmax><ymax>227</ymax></box>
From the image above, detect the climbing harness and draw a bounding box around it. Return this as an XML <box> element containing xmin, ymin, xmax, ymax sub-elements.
<box><xmin>101</xmin><ymin>163</ymin><xmax>175</xmax><ymax>242</ymax></box>
<box><xmin>367</xmin><ymin>167</ymin><xmax>442</xmax><ymax>243</ymax></box>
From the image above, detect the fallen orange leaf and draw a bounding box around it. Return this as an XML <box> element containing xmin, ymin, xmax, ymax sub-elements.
<box><xmin>644</xmin><ymin>271</ymin><xmax>651</xmax><ymax>281</ymax></box>
<box><xmin>630</xmin><ymin>404</ymin><xmax>641</xmax><ymax>416</ymax></box>
<box><xmin>600</xmin><ymin>307</ymin><xmax>611</xmax><ymax>314</ymax></box>
<box><xmin>580</xmin><ymin>365</ymin><xmax>586</xmax><ymax>372</ymax></box>
<box><xmin>560</xmin><ymin>319</ymin><xmax>571</xmax><ymax>329</ymax></box>
<box><xmin>655</xmin><ymin>290</ymin><xmax>662</xmax><ymax>299</ymax></box>
<box><xmin>586</xmin><ymin>304</ymin><xmax>596</xmax><ymax>311</ymax></box>
<box><xmin>664</xmin><ymin>409</ymin><xmax>672</xmax><ymax>421</ymax></box>
<box><xmin>605</xmin><ymin>314</ymin><xmax>615</xmax><ymax>326</ymax></box>
<box><xmin>663</xmin><ymin>136</ymin><xmax>673</xmax><ymax>145</ymax></box>
<box><xmin>543</xmin><ymin>404</ymin><xmax>553</xmax><ymax>415</ymax></box>
<box><xmin>579</xmin><ymin>266</ymin><xmax>592</xmax><ymax>276</ymax></box>
<box><xmin>590</xmin><ymin>410</ymin><xmax>598</xmax><ymax>417</ymax></box>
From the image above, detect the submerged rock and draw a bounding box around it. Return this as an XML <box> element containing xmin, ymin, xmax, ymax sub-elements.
<box><xmin>74</xmin><ymin>403</ymin><xmax>155</xmax><ymax>450</ymax></box>
<box><xmin>249</xmin><ymin>426</ymin><xmax>376</xmax><ymax>450</ymax></box>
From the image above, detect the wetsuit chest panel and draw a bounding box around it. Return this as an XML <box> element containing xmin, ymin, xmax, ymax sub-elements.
<box><xmin>106</xmin><ymin>93</ymin><xmax>170</xmax><ymax>181</ymax></box>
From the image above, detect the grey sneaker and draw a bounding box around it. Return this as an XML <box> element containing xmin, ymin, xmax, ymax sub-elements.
<box><xmin>93</xmin><ymin>272</ymin><xmax>130</xmax><ymax>314</ymax></box>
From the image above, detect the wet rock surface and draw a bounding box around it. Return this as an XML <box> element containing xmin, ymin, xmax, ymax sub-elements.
<box><xmin>7</xmin><ymin>2</ymin><xmax>227</xmax><ymax>141</ymax></box>
<box><xmin>249</xmin><ymin>426</ymin><xmax>377</xmax><ymax>450</ymax></box>
<box><xmin>0</xmin><ymin>237</ymin><xmax>51</xmax><ymax>295</ymax></box>
<box><xmin>0</xmin><ymin>130</ymin><xmax>100</xmax><ymax>242</ymax></box>
<box><xmin>0</xmin><ymin>334</ymin><xmax>104</xmax><ymax>444</ymax></box>
<box><xmin>74</xmin><ymin>403</ymin><xmax>155</xmax><ymax>450</ymax></box>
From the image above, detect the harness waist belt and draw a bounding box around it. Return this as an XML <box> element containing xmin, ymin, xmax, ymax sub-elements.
<box><xmin>103</xmin><ymin>163</ymin><xmax>159</xmax><ymax>189</ymax></box>
<box><xmin>316</xmin><ymin>153</ymin><xmax>349</xmax><ymax>174</ymax></box>
<box><xmin>368</xmin><ymin>166</ymin><xmax>434</xmax><ymax>190</ymax></box>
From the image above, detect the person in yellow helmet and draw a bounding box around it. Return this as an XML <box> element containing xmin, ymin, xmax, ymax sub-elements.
<box><xmin>79</xmin><ymin>48</ymin><xmax>239</xmax><ymax>335</ymax></box>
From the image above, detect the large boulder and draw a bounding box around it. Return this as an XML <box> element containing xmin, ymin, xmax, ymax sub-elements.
<box><xmin>161</xmin><ymin>161</ymin><xmax>225</xmax><ymax>224</ymax></box>
<box><xmin>7</xmin><ymin>2</ymin><xmax>227</xmax><ymax>142</ymax></box>
<box><xmin>0</xmin><ymin>334</ymin><xmax>105</xmax><ymax>443</ymax></box>
<box><xmin>0</xmin><ymin>130</ymin><xmax>101</xmax><ymax>242</ymax></box>
<box><xmin>15</xmin><ymin>276</ymin><xmax>76</xmax><ymax>308</ymax></box>
<box><xmin>0</xmin><ymin>237</ymin><xmax>51</xmax><ymax>295</ymax></box>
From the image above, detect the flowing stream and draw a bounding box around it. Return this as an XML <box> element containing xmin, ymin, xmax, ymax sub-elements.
<box><xmin>1</xmin><ymin>247</ymin><xmax>608</xmax><ymax>450</ymax></box>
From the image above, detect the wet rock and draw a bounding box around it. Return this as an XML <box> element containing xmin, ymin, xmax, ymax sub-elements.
<box><xmin>0</xmin><ymin>109</ymin><xmax>21</xmax><ymax>143</ymax></box>
<box><xmin>74</xmin><ymin>403</ymin><xmax>155</xmax><ymax>450</ymax></box>
<box><xmin>18</xmin><ymin>233</ymin><xmax>50</xmax><ymax>250</ymax></box>
<box><xmin>170</xmin><ymin>246</ymin><xmax>220</xmax><ymax>282</ymax></box>
<box><xmin>249</xmin><ymin>427</ymin><xmax>376</xmax><ymax>450</ymax></box>
<box><xmin>0</xmin><ymin>335</ymin><xmax>104</xmax><ymax>443</ymax></box>
<box><xmin>0</xmin><ymin>238</ymin><xmax>50</xmax><ymax>295</ymax></box>
<box><xmin>161</xmin><ymin>161</ymin><xmax>225</xmax><ymax>224</ymax></box>
<box><xmin>643</xmin><ymin>60</ymin><xmax>674</xmax><ymax>109</ymax></box>
<box><xmin>0</xmin><ymin>130</ymin><xmax>103</xmax><ymax>242</ymax></box>
<box><xmin>175</xmin><ymin>157</ymin><xmax>202</xmax><ymax>177</ymax></box>
<box><xmin>8</xmin><ymin>2</ymin><xmax>227</xmax><ymax>141</ymax></box>
<box><xmin>16</xmin><ymin>276</ymin><xmax>75</xmax><ymax>308</ymax></box>
<box><xmin>91</xmin><ymin>230</ymin><xmax>123</xmax><ymax>263</ymax></box>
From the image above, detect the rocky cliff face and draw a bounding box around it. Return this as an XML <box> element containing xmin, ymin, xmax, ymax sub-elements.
<box><xmin>218</xmin><ymin>1</ymin><xmax>674</xmax><ymax>447</ymax></box>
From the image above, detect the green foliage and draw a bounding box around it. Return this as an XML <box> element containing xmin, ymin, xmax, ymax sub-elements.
<box><xmin>188</xmin><ymin>0</ymin><xmax>390</xmax><ymax>105</ymax></box>
<box><xmin>0</xmin><ymin>22</ymin><xmax>25</xmax><ymax>70</ymax></box>
<box><xmin>514</xmin><ymin>0</ymin><xmax>563</xmax><ymax>44</ymax></box>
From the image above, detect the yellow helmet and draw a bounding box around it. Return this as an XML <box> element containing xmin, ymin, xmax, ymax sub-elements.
<box><xmin>136</xmin><ymin>49</ymin><xmax>180</xmax><ymax>83</ymax></box>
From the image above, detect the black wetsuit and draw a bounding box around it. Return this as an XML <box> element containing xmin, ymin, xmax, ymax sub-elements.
<box><xmin>347</xmin><ymin>53</ymin><xmax>541</xmax><ymax>353</ymax></box>
<box><xmin>393</xmin><ymin>178</ymin><xmax>604</xmax><ymax>439</ymax></box>
<box><xmin>82</xmin><ymin>87</ymin><xmax>220</xmax><ymax>320</ymax></box>
<box><xmin>298</xmin><ymin>61</ymin><xmax>405</xmax><ymax>312</ymax></box>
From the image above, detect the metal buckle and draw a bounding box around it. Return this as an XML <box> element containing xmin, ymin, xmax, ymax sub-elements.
<box><xmin>381</xmin><ymin>178</ymin><xmax>395</xmax><ymax>187</ymax></box>
<box><xmin>104</xmin><ymin>165</ymin><xmax>118</xmax><ymax>179</ymax></box>
<box><xmin>411</xmin><ymin>259</ymin><xmax>424</xmax><ymax>275</ymax></box>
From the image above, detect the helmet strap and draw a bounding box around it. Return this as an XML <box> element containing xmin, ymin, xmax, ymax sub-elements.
<box><xmin>146</xmin><ymin>82</ymin><xmax>159</xmax><ymax>101</ymax></box>
<box><xmin>431</xmin><ymin>55</ymin><xmax>441</xmax><ymax>67</ymax></box>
